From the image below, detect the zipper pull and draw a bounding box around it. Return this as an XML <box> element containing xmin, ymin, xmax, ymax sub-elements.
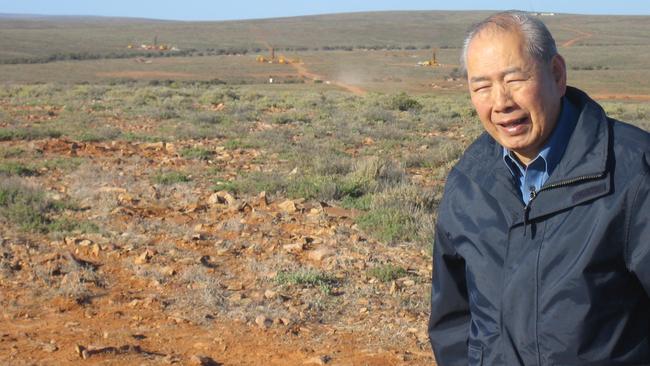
<box><xmin>523</xmin><ymin>204</ymin><xmax>530</xmax><ymax>237</ymax></box>
<box><xmin>524</xmin><ymin>188</ymin><xmax>536</xmax><ymax>237</ymax></box>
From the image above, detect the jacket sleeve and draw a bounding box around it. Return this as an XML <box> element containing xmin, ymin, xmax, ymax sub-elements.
<box><xmin>428</xmin><ymin>222</ymin><xmax>470</xmax><ymax>366</ymax></box>
<box><xmin>627</xmin><ymin>155</ymin><xmax>650</xmax><ymax>295</ymax></box>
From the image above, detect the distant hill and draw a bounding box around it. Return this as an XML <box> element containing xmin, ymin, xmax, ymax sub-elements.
<box><xmin>1</xmin><ymin>11</ymin><xmax>649</xmax><ymax>64</ymax></box>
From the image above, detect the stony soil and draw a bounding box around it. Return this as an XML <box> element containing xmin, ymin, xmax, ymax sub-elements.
<box><xmin>0</xmin><ymin>130</ymin><xmax>436</xmax><ymax>365</ymax></box>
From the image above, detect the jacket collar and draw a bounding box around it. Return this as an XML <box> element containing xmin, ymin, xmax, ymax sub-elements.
<box><xmin>545</xmin><ymin>87</ymin><xmax>608</xmax><ymax>186</ymax></box>
<box><xmin>456</xmin><ymin>86</ymin><xmax>611</xmax><ymax>224</ymax></box>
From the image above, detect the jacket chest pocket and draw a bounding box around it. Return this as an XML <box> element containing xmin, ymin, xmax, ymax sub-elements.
<box><xmin>468</xmin><ymin>345</ymin><xmax>483</xmax><ymax>366</ymax></box>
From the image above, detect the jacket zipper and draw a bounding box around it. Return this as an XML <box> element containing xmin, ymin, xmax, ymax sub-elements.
<box><xmin>523</xmin><ymin>173</ymin><xmax>605</xmax><ymax>236</ymax></box>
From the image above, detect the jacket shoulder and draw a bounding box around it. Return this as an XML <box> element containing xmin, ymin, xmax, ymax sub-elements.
<box><xmin>439</xmin><ymin>133</ymin><xmax>498</xmax><ymax>217</ymax></box>
<box><xmin>609</xmin><ymin>118</ymin><xmax>650</xmax><ymax>170</ymax></box>
<box><xmin>453</xmin><ymin>132</ymin><xmax>497</xmax><ymax>174</ymax></box>
<box><xmin>610</xmin><ymin>118</ymin><xmax>650</xmax><ymax>151</ymax></box>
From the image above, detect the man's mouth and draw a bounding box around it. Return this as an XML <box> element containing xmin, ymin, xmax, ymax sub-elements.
<box><xmin>497</xmin><ymin>117</ymin><xmax>529</xmax><ymax>134</ymax></box>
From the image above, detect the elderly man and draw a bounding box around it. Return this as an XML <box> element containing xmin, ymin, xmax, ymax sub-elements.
<box><xmin>428</xmin><ymin>11</ymin><xmax>650</xmax><ymax>366</ymax></box>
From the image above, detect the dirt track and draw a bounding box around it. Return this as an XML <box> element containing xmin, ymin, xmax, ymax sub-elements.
<box><xmin>559</xmin><ymin>26</ymin><xmax>594</xmax><ymax>48</ymax></box>
<box><xmin>290</xmin><ymin>62</ymin><xmax>367</xmax><ymax>96</ymax></box>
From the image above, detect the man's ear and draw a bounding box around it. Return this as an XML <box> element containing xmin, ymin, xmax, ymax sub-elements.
<box><xmin>551</xmin><ymin>54</ymin><xmax>567</xmax><ymax>95</ymax></box>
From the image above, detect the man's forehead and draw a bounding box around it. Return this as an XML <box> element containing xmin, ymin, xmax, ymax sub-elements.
<box><xmin>466</xmin><ymin>28</ymin><xmax>533</xmax><ymax>75</ymax></box>
<box><xmin>469</xmin><ymin>66</ymin><xmax>527</xmax><ymax>83</ymax></box>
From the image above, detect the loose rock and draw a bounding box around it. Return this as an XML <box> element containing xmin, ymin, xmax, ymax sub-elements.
<box><xmin>255</xmin><ymin>315</ymin><xmax>272</xmax><ymax>329</ymax></box>
<box><xmin>135</xmin><ymin>249</ymin><xmax>155</xmax><ymax>264</ymax></box>
<box><xmin>189</xmin><ymin>354</ymin><xmax>216</xmax><ymax>365</ymax></box>
<box><xmin>283</xmin><ymin>242</ymin><xmax>304</xmax><ymax>253</ymax></box>
<box><xmin>278</xmin><ymin>200</ymin><xmax>297</xmax><ymax>213</ymax></box>
<box><xmin>307</xmin><ymin>247</ymin><xmax>335</xmax><ymax>262</ymax></box>
<box><xmin>43</xmin><ymin>343</ymin><xmax>58</xmax><ymax>352</ymax></box>
<box><xmin>304</xmin><ymin>355</ymin><xmax>332</xmax><ymax>365</ymax></box>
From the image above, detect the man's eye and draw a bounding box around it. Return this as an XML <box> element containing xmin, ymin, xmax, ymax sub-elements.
<box><xmin>473</xmin><ymin>86</ymin><xmax>490</xmax><ymax>92</ymax></box>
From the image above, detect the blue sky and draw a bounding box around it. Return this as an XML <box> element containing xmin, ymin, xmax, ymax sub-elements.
<box><xmin>1</xmin><ymin>0</ymin><xmax>649</xmax><ymax>20</ymax></box>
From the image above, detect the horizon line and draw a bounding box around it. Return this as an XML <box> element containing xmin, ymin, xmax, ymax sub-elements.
<box><xmin>1</xmin><ymin>9</ymin><xmax>649</xmax><ymax>22</ymax></box>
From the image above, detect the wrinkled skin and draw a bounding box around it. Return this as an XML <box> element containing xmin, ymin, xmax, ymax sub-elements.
<box><xmin>466</xmin><ymin>27</ymin><xmax>567</xmax><ymax>165</ymax></box>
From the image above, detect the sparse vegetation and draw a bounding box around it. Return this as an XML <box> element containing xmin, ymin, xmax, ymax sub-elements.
<box><xmin>0</xmin><ymin>11</ymin><xmax>647</xmax><ymax>364</ymax></box>
<box><xmin>0</xmin><ymin>127</ymin><xmax>62</xmax><ymax>141</ymax></box>
<box><xmin>0</xmin><ymin>178</ymin><xmax>96</xmax><ymax>234</ymax></box>
<box><xmin>151</xmin><ymin>170</ymin><xmax>191</xmax><ymax>185</ymax></box>
<box><xmin>389</xmin><ymin>92</ymin><xmax>422</xmax><ymax>112</ymax></box>
<box><xmin>275</xmin><ymin>268</ymin><xmax>337</xmax><ymax>295</ymax></box>
<box><xmin>367</xmin><ymin>263</ymin><xmax>408</xmax><ymax>282</ymax></box>
<box><xmin>0</xmin><ymin>162</ymin><xmax>38</xmax><ymax>176</ymax></box>
<box><xmin>180</xmin><ymin>147</ymin><xmax>213</xmax><ymax>160</ymax></box>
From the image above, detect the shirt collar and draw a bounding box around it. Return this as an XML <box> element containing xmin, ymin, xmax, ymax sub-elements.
<box><xmin>502</xmin><ymin>96</ymin><xmax>579</xmax><ymax>177</ymax></box>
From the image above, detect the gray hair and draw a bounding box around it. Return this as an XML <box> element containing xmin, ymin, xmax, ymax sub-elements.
<box><xmin>460</xmin><ymin>11</ymin><xmax>558</xmax><ymax>72</ymax></box>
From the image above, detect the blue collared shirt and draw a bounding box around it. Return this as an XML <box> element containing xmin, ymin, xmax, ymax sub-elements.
<box><xmin>503</xmin><ymin>97</ymin><xmax>578</xmax><ymax>205</ymax></box>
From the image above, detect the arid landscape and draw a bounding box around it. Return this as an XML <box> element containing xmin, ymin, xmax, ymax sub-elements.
<box><xmin>0</xmin><ymin>11</ymin><xmax>649</xmax><ymax>365</ymax></box>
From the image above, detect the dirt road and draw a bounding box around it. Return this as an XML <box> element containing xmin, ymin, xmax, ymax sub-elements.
<box><xmin>559</xmin><ymin>26</ymin><xmax>594</xmax><ymax>48</ymax></box>
<box><xmin>290</xmin><ymin>61</ymin><xmax>367</xmax><ymax>95</ymax></box>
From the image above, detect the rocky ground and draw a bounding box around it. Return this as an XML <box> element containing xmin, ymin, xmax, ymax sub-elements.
<box><xmin>0</xmin><ymin>135</ymin><xmax>437</xmax><ymax>365</ymax></box>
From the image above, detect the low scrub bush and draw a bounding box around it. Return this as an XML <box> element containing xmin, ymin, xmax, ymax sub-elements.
<box><xmin>0</xmin><ymin>162</ymin><xmax>38</xmax><ymax>176</ymax></box>
<box><xmin>75</xmin><ymin>127</ymin><xmax>122</xmax><ymax>142</ymax></box>
<box><xmin>275</xmin><ymin>268</ymin><xmax>336</xmax><ymax>295</ymax></box>
<box><xmin>0</xmin><ymin>127</ymin><xmax>62</xmax><ymax>141</ymax></box>
<box><xmin>151</xmin><ymin>170</ymin><xmax>191</xmax><ymax>185</ymax></box>
<box><xmin>367</xmin><ymin>264</ymin><xmax>408</xmax><ymax>282</ymax></box>
<box><xmin>0</xmin><ymin>178</ymin><xmax>95</xmax><ymax>234</ymax></box>
<box><xmin>213</xmin><ymin>171</ymin><xmax>286</xmax><ymax>195</ymax></box>
<box><xmin>0</xmin><ymin>147</ymin><xmax>25</xmax><ymax>158</ymax></box>
<box><xmin>180</xmin><ymin>147</ymin><xmax>213</xmax><ymax>160</ymax></box>
<box><xmin>388</xmin><ymin>92</ymin><xmax>422</xmax><ymax>112</ymax></box>
<box><xmin>356</xmin><ymin>207</ymin><xmax>416</xmax><ymax>244</ymax></box>
<box><xmin>286</xmin><ymin>174</ymin><xmax>338</xmax><ymax>201</ymax></box>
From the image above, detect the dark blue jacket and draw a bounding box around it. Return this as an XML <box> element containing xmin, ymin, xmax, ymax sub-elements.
<box><xmin>428</xmin><ymin>87</ymin><xmax>650</xmax><ymax>366</ymax></box>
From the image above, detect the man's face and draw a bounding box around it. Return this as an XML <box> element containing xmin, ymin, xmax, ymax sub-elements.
<box><xmin>466</xmin><ymin>28</ymin><xmax>566</xmax><ymax>164</ymax></box>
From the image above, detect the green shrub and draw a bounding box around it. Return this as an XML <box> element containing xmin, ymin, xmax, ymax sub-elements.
<box><xmin>0</xmin><ymin>162</ymin><xmax>38</xmax><ymax>176</ymax></box>
<box><xmin>190</xmin><ymin>111</ymin><xmax>227</xmax><ymax>125</ymax></box>
<box><xmin>48</xmin><ymin>218</ymin><xmax>99</xmax><ymax>234</ymax></box>
<box><xmin>152</xmin><ymin>171</ymin><xmax>190</xmax><ymax>185</ymax></box>
<box><xmin>364</xmin><ymin>106</ymin><xmax>396</xmax><ymax>123</ymax></box>
<box><xmin>0</xmin><ymin>180</ymin><xmax>51</xmax><ymax>232</ymax></box>
<box><xmin>344</xmin><ymin>156</ymin><xmax>405</xmax><ymax>195</ymax></box>
<box><xmin>199</xmin><ymin>88</ymin><xmax>240</xmax><ymax>104</ymax></box>
<box><xmin>356</xmin><ymin>207</ymin><xmax>415</xmax><ymax>244</ymax></box>
<box><xmin>389</xmin><ymin>92</ymin><xmax>422</xmax><ymax>112</ymax></box>
<box><xmin>367</xmin><ymin>264</ymin><xmax>408</xmax><ymax>282</ymax></box>
<box><xmin>180</xmin><ymin>147</ymin><xmax>213</xmax><ymax>160</ymax></box>
<box><xmin>75</xmin><ymin>127</ymin><xmax>121</xmax><ymax>142</ymax></box>
<box><xmin>340</xmin><ymin>194</ymin><xmax>372</xmax><ymax>210</ymax></box>
<box><xmin>0</xmin><ymin>147</ymin><xmax>25</xmax><ymax>158</ymax></box>
<box><xmin>41</xmin><ymin>157</ymin><xmax>83</xmax><ymax>172</ymax></box>
<box><xmin>121</xmin><ymin>132</ymin><xmax>167</xmax><ymax>143</ymax></box>
<box><xmin>223</xmin><ymin>139</ymin><xmax>256</xmax><ymax>150</ymax></box>
<box><xmin>0</xmin><ymin>179</ymin><xmax>93</xmax><ymax>234</ymax></box>
<box><xmin>217</xmin><ymin>171</ymin><xmax>286</xmax><ymax>195</ymax></box>
<box><xmin>272</xmin><ymin>111</ymin><xmax>311</xmax><ymax>125</ymax></box>
<box><xmin>275</xmin><ymin>269</ymin><xmax>336</xmax><ymax>295</ymax></box>
<box><xmin>212</xmin><ymin>180</ymin><xmax>239</xmax><ymax>193</ymax></box>
<box><xmin>0</xmin><ymin>127</ymin><xmax>62</xmax><ymax>141</ymax></box>
<box><xmin>286</xmin><ymin>175</ymin><xmax>338</xmax><ymax>201</ymax></box>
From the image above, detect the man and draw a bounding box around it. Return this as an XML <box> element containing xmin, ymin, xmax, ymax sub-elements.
<box><xmin>428</xmin><ymin>11</ymin><xmax>649</xmax><ymax>366</ymax></box>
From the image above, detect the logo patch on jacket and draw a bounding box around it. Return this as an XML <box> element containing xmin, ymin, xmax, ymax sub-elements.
<box><xmin>572</xmin><ymin>183</ymin><xmax>608</xmax><ymax>203</ymax></box>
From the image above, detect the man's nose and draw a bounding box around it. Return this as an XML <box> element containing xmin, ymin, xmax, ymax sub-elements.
<box><xmin>493</xmin><ymin>85</ymin><xmax>514</xmax><ymax>112</ymax></box>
